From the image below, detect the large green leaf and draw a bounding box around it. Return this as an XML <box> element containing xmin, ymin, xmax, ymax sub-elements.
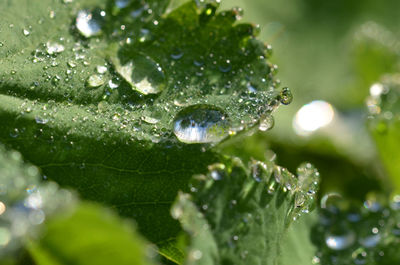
<box><xmin>0</xmin><ymin>0</ymin><xmax>284</xmax><ymax>250</ymax></box>
<box><xmin>171</xmin><ymin>156</ymin><xmax>320</xmax><ymax>265</ymax></box>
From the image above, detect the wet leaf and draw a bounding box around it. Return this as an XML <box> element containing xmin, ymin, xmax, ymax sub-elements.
<box><xmin>171</xmin><ymin>156</ymin><xmax>320</xmax><ymax>265</ymax></box>
<box><xmin>0</xmin><ymin>0</ymin><xmax>283</xmax><ymax>255</ymax></box>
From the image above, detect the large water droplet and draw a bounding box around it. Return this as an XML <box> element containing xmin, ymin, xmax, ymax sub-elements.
<box><xmin>116</xmin><ymin>53</ymin><xmax>165</xmax><ymax>95</ymax></box>
<box><xmin>173</xmin><ymin>105</ymin><xmax>230</xmax><ymax>144</ymax></box>
<box><xmin>76</xmin><ymin>10</ymin><xmax>104</xmax><ymax>38</ymax></box>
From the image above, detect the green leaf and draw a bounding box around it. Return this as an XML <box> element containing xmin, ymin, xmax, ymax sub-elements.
<box><xmin>0</xmin><ymin>0</ymin><xmax>284</xmax><ymax>249</ymax></box>
<box><xmin>171</xmin><ymin>156</ymin><xmax>320</xmax><ymax>265</ymax></box>
<box><xmin>0</xmin><ymin>144</ymin><xmax>74</xmax><ymax>260</ymax></box>
<box><xmin>278</xmin><ymin>212</ymin><xmax>318</xmax><ymax>265</ymax></box>
<box><xmin>28</xmin><ymin>203</ymin><xmax>157</xmax><ymax>265</ymax></box>
<box><xmin>367</xmin><ymin>74</ymin><xmax>400</xmax><ymax>192</ymax></box>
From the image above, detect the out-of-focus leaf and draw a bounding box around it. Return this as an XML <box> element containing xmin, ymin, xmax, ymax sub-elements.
<box><xmin>28</xmin><ymin>203</ymin><xmax>157</xmax><ymax>265</ymax></box>
<box><xmin>367</xmin><ymin>74</ymin><xmax>400</xmax><ymax>192</ymax></box>
<box><xmin>0</xmin><ymin>145</ymin><xmax>74</xmax><ymax>260</ymax></box>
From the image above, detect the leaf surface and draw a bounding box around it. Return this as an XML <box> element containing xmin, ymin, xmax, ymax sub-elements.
<box><xmin>171</xmin><ymin>156</ymin><xmax>320</xmax><ymax>265</ymax></box>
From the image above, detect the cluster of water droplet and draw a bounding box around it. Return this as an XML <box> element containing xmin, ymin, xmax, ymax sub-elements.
<box><xmin>172</xmin><ymin>156</ymin><xmax>320</xmax><ymax>263</ymax></box>
<box><xmin>0</xmin><ymin>147</ymin><xmax>74</xmax><ymax>257</ymax></box>
<box><xmin>366</xmin><ymin>75</ymin><xmax>400</xmax><ymax>134</ymax></box>
<box><xmin>3</xmin><ymin>0</ymin><xmax>291</xmax><ymax>148</ymax></box>
<box><xmin>311</xmin><ymin>194</ymin><xmax>400</xmax><ymax>264</ymax></box>
<box><xmin>187</xmin><ymin>156</ymin><xmax>320</xmax><ymax>227</ymax></box>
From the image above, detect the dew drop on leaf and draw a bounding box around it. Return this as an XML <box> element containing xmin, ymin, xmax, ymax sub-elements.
<box><xmin>86</xmin><ymin>74</ymin><xmax>105</xmax><ymax>88</ymax></box>
<box><xmin>96</xmin><ymin>65</ymin><xmax>107</xmax><ymax>74</ymax></box>
<box><xmin>115</xmin><ymin>53</ymin><xmax>165</xmax><ymax>95</ymax></box>
<box><xmin>258</xmin><ymin>115</ymin><xmax>274</xmax><ymax>131</ymax></box>
<box><xmin>46</xmin><ymin>42</ymin><xmax>65</xmax><ymax>55</ymax></box>
<box><xmin>279</xmin><ymin>87</ymin><xmax>293</xmax><ymax>105</ymax></box>
<box><xmin>76</xmin><ymin>10</ymin><xmax>104</xmax><ymax>38</ymax></box>
<box><xmin>173</xmin><ymin>104</ymin><xmax>230</xmax><ymax>144</ymax></box>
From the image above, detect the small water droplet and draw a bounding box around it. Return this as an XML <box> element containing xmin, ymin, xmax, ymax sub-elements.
<box><xmin>108</xmin><ymin>79</ymin><xmax>119</xmax><ymax>89</ymax></box>
<box><xmin>173</xmin><ymin>105</ymin><xmax>230</xmax><ymax>144</ymax></box>
<box><xmin>141</xmin><ymin>116</ymin><xmax>159</xmax><ymax>124</ymax></box>
<box><xmin>208</xmin><ymin>163</ymin><xmax>225</xmax><ymax>180</ymax></box>
<box><xmin>219</xmin><ymin>60</ymin><xmax>232</xmax><ymax>73</ymax></box>
<box><xmin>352</xmin><ymin>248</ymin><xmax>368</xmax><ymax>265</ymax></box>
<box><xmin>35</xmin><ymin>117</ymin><xmax>49</xmax><ymax>125</ymax></box>
<box><xmin>67</xmin><ymin>60</ymin><xmax>77</xmax><ymax>68</ymax></box>
<box><xmin>259</xmin><ymin>115</ymin><xmax>274</xmax><ymax>131</ymax></box>
<box><xmin>279</xmin><ymin>87</ymin><xmax>292</xmax><ymax>105</ymax></box>
<box><xmin>86</xmin><ymin>74</ymin><xmax>105</xmax><ymax>88</ymax></box>
<box><xmin>46</xmin><ymin>42</ymin><xmax>65</xmax><ymax>55</ymax></box>
<box><xmin>171</xmin><ymin>48</ymin><xmax>184</xmax><ymax>60</ymax></box>
<box><xmin>96</xmin><ymin>65</ymin><xmax>107</xmax><ymax>74</ymax></box>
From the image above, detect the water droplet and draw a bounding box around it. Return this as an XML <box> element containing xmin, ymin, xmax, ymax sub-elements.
<box><xmin>279</xmin><ymin>87</ymin><xmax>292</xmax><ymax>105</ymax></box>
<box><xmin>173</xmin><ymin>105</ymin><xmax>230</xmax><ymax>144</ymax></box>
<box><xmin>108</xmin><ymin>79</ymin><xmax>119</xmax><ymax>89</ymax></box>
<box><xmin>259</xmin><ymin>115</ymin><xmax>274</xmax><ymax>131</ymax></box>
<box><xmin>352</xmin><ymin>248</ymin><xmax>368</xmax><ymax>265</ymax></box>
<box><xmin>67</xmin><ymin>60</ymin><xmax>77</xmax><ymax>68</ymax></box>
<box><xmin>359</xmin><ymin>227</ymin><xmax>381</xmax><ymax>248</ymax></box>
<box><xmin>116</xmin><ymin>54</ymin><xmax>165</xmax><ymax>95</ymax></box>
<box><xmin>76</xmin><ymin>10</ymin><xmax>104</xmax><ymax>38</ymax></box>
<box><xmin>171</xmin><ymin>48</ymin><xmax>184</xmax><ymax>60</ymax></box>
<box><xmin>23</xmin><ymin>29</ymin><xmax>30</xmax><ymax>36</ymax></box>
<box><xmin>86</xmin><ymin>74</ymin><xmax>105</xmax><ymax>88</ymax></box>
<box><xmin>141</xmin><ymin>116</ymin><xmax>159</xmax><ymax>124</ymax></box>
<box><xmin>35</xmin><ymin>117</ymin><xmax>49</xmax><ymax>124</ymax></box>
<box><xmin>250</xmin><ymin>161</ymin><xmax>266</xmax><ymax>182</ymax></box>
<box><xmin>46</xmin><ymin>42</ymin><xmax>65</xmax><ymax>55</ymax></box>
<box><xmin>96</xmin><ymin>65</ymin><xmax>107</xmax><ymax>74</ymax></box>
<box><xmin>325</xmin><ymin>228</ymin><xmax>356</xmax><ymax>250</ymax></box>
<box><xmin>208</xmin><ymin>163</ymin><xmax>225</xmax><ymax>180</ymax></box>
<box><xmin>219</xmin><ymin>60</ymin><xmax>232</xmax><ymax>73</ymax></box>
